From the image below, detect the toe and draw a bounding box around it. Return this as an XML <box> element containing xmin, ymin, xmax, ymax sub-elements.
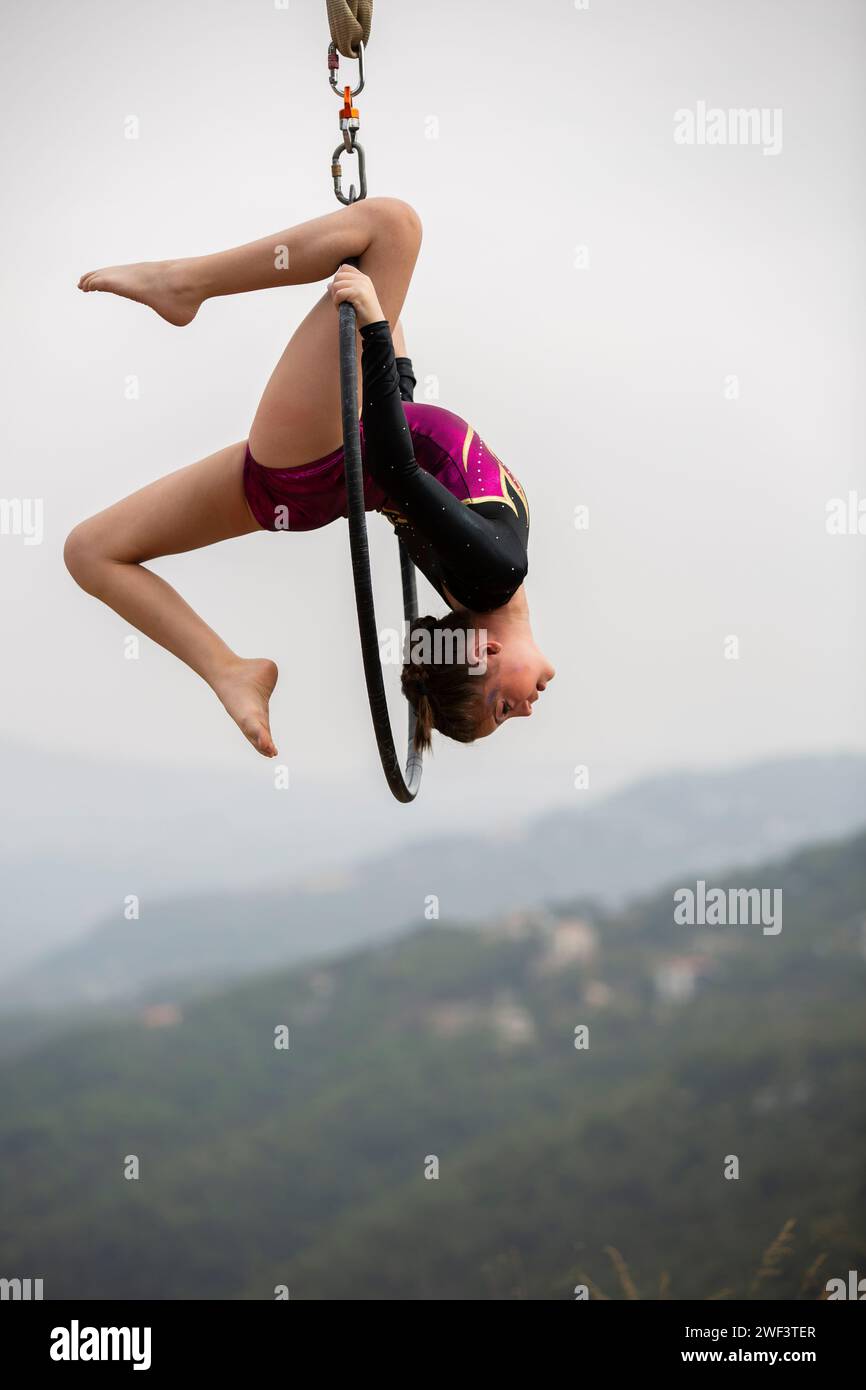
<box><xmin>260</xmin><ymin>725</ymin><xmax>277</xmax><ymax>757</ymax></box>
<box><xmin>244</xmin><ymin>716</ymin><xmax>275</xmax><ymax>758</ymax></box>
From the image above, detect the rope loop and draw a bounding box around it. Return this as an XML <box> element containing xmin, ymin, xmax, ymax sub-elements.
<box><xmin>326</xmin><ymin>0</ymin><xmax>373</xmax><ymax>58</ymax></box>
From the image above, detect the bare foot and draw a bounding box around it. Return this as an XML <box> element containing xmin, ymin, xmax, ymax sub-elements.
<box><xmin>77</xmin><ymin>258</ymin><xmax>202</xmax><ymax>327</ymax></box>
<box><xmin>213</xmin><ymin>658</ymin><xmax>280</xmax><ymax>758</ymax></box>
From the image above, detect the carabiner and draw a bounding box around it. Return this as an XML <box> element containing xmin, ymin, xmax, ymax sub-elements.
<box><xmin>328</xmin><ymin>40</ymin><xmax>365</xmax><ymax>99</ymax></box>
<box><xmin>332</xmin><ymin>140</ymin><xmax>367</xmax><ymax>205</ymax></box>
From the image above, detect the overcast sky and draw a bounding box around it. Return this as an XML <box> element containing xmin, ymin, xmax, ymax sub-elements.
<box><xmin>2</xmin><ymin>0</ymin><xmax>864</xmax><ymax>841</ymax></box>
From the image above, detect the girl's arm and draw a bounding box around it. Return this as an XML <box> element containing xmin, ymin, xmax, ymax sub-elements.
<box><xmin>329</xmin><ymin>266</ymin><xmax>525</xmax><ymax>605</ymax></box>
<box><xmin>358</xmin><ymin>320</ymin><xmax>515</xmax><ymax>560</ymax></box>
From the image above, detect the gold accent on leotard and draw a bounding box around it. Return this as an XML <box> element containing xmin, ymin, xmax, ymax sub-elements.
<box><xmin>461</xmin><ymin>423</ymin><xmax>474</xmax><ymax>472</ymax></box>
<box><xmin>379</xmin><ymin>424</ymin><xmax>529</xmax><ymax>527</ymax></box>
<box><xmin>459</xmin><ymin>445</ymin><xmax>528</xmax><ymax>523</ymax></box>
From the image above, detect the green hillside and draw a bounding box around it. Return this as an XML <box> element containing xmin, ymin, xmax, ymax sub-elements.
<box><xmin>0</xmin><ymin>832</ymin><xmax>864</xmax><ymax>1300</ymax></box>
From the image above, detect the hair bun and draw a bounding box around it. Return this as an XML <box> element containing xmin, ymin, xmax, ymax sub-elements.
<box><xmin>401</xmin><ymin>613</ymin><xmax>485</xmax><ymax>753</ymax></box>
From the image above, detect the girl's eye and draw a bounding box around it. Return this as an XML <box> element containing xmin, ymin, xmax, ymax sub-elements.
<box><xmin>502</xmin><ymin>703</ymin><xmax>511</xmax><ymax>718</ymax></box>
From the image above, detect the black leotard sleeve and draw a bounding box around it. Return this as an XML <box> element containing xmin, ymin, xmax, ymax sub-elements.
<box><xmin>360</xmin><ymin>320</ymin><xmax>528</xmax><ymax>611</ymax></box>
<box><xmin>394</xmin><ymin>354</ymin><xmax>416</xmax><ymax>405</ymax></box>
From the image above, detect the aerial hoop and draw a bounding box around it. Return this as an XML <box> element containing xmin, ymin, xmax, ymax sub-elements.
<box><xmin>339</xmin><ymin>258</ymin><xmax>424</xmax><ymax>803</ymax></box>
<box><xmin>325</xmin><ymin>11</ymin><xmax>423</xmax><ymax>802</ymax></box>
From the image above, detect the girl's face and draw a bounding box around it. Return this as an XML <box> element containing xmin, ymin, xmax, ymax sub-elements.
<box><xmin>475</xmin><ymin>638</ymin><xmax>556</xmax><ymax>737</ymax></box>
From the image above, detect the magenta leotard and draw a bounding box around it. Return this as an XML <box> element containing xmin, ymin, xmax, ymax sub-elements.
<box><xmin>243</xmin><ymin>322</ymin><xmax>529</xmax><ymax>611</ymax></box>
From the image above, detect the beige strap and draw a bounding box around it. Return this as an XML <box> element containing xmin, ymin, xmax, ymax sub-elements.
<box><xmin>326</xmin><ymin>0</ymin><xmax>373</xmax><ymax>58</ymax></box>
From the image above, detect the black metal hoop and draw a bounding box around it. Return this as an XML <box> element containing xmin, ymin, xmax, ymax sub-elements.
<box><xmin>339</xmin><ymin>259</ymin><xmax>423</xmax><ymax>802</ymax></box>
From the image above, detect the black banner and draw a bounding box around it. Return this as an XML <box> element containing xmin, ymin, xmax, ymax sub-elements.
<box><xmin>1</xmin><ymin>1298</ymin><xmax>860</xmax><ymax>1374</ymax></box>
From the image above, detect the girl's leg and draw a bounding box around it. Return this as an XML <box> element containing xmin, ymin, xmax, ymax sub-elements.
<box><xmin>391</xmin><ymin>319</ymin><xmax>409</xmax><ymax>358</ymax></box>
<box><xmin>248</xmin><ymin>199</ymin><xmax>421</xmax><ymax>466</ymax></box>
<box><xmin>79</xmin><ymin>197</ymin><xmax>423</xmax><ymax>467</ymax></box>
<box><xmin>78</xmin><ymin>197</ymin><xmax>419</xmax><ymax>319</ymax></box>
<box><xmin>63</xmin><ymin>443</ymin><xmax>280</xmax><ymax>757</ymax></box>
<box><xmin>69</xmin><ymin>199</ymin><xmax>422</xmax><ymax>754</ymax></box>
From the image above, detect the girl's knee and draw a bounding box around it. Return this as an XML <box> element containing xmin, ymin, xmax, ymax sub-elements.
<box><xmin>63</xmin><ymin>519</ymin><xmax>106</xmax><ymax>593</ymax></box>
<box><xmin>368</xmin><ymin>197</ymin><xmax>423</xmax><ymax>247</ymax></box>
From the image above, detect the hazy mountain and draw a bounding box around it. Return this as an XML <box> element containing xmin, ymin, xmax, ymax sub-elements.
<box><xmin>0</xmin><ymin>738</ymin><xmax>402</xmax><ymax>978</ymax></box>
<box><xmin>0</xmin><ymin>828</ymin><xmax>863</xmax><ymax>1299</ymax></box>
<box><xmin>2</xmin><ymin>752</ymin><xmax>865</xmax><ymax>1018</ymax></box>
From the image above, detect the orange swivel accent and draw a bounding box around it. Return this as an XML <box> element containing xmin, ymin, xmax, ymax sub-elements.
<box><xmin>340</xmin><ymin>86</ymin><xmax>359</xmax><ymax>121</ymax></box>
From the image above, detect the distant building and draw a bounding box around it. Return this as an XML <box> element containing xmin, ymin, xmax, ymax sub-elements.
<box><xmin>426</xmin><ymin>993</ymin><xmax>536</xmax><ymax>1048</ymax></box>
<box><xmin>490</xmin><ymin>998</ymin><xmax>537</xmax><ymax>1047</ymax></box>
<box><xmin>140</xmin><ymin>1003</ymin><xmax>182</xmax><ymax>1028</ymax></box>
<box><xmin>653</xmin><ymin>955</ymin><xmax>714</xmax><ymax>1003</ymax></box>
<box><xmin>534</xmin><ymin>918</ymin><xmax>598</xmax><ymax>975</ymax></box>
<box><xmin>427</xmin><ymin>1000</ymin><xmax>486</xmax><ymax>1039</ymax></box>
<box><xmin>481</xmin><ymin>909</ymin><xmax>553</xmax><ymax>942</ymax></box>
<box><xmin>752</xmin><ymin>1080</ymin><xmax>813</xmax><ymax>1115</ymax></box>
<box><xmin>583</xmin><ymin>980</ymin><xmax>613</xmax><ymax>1010</ymax></box>
<box><xmin>308</xmin><ymin>970</ymin><xmax>335</xmax><ymax>999</ymax></box>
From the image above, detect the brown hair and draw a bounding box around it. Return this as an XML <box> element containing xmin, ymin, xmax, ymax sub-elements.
<box><xmin>401</xmin><ymin>613</ymin><xmax>487</xmax><ymax>753</ymax></box>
